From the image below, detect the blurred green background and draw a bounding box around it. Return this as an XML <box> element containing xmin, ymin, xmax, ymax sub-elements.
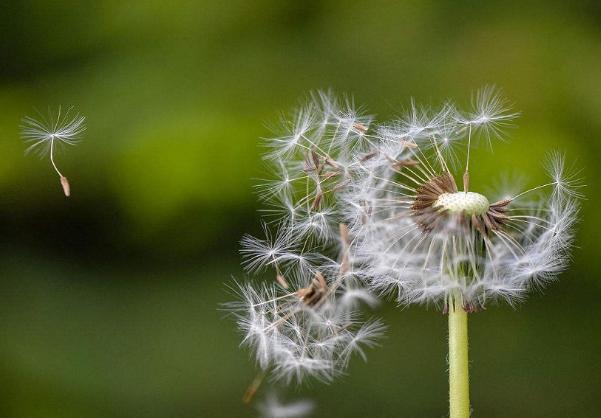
<box><xmin>1</xmin><ymin>1</ymin><xmax>600</xmax><ymax>417</ymax></box>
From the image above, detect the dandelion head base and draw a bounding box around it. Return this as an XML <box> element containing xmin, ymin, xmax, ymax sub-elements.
<box><xmin>435</xmin><ymin>192</ymin><xmax>490</xmax><ymax>216</ymax></box>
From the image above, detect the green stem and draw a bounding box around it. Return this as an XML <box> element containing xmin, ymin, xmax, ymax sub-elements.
<box><xmin>448</xmin><ymin>297</ymin><xmax>470</xmax><ymax>418</ymax></box>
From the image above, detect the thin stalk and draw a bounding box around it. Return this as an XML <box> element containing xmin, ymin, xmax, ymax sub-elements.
<box><xmin>448</xmin><ymin>296</ymin><xmax>470</xmax><ymax>418</ymax></box>
<box><xmin>49</xmin><ymin>138</ymin><xmax>64</xmax><ymax>178</ymax></box>
<box><xmin>463</xmin><ymin>124</ymin><xmax>472</xmax><ymax>192</ymax></box>
<box><xmin>50</xmin><ymin>138</ymin><xmax>71</xmax><ymax>196</ymax></box>
<box><xmin>242</xmin><ymin>370</ymin><xmax>266</xmax><ymax>404</ymax></box>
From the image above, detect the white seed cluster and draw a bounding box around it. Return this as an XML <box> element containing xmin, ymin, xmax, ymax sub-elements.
<box><xmin>434</xmin><ymin>192</ymin><xmax>490</xmax><ymax>216</ymax></box>
<box><xmin>230</xmin><ymin>88</ymin><xmax>581</xmax><ymax>389</ymax></box>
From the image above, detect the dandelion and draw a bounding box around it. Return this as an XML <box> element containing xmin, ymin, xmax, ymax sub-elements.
<box><xmin>231</xmin><ymin>89</ymin><xmax>581</xmax><ymax>417</ymax></box>
<box><xmin>344</xmin><ymin>87</ymin><xmax>581</xmax><ymax>417</ymax></box>
<box><xmin>347</xmin><ymin>91</ymin><xmax>580</xmax><ymax>309</ymax></box>
<box><xmin>20</xmin><ymin>106</ymin><xmax>86</xmax><ymax>196</ymax></box>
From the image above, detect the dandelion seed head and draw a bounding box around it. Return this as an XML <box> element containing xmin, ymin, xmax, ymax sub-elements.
<box><xmin>339</xmin><ymin>89</ymin><xmax>579</xmax><ymax>309</ymax></box>
<box><xmin>230</xmin><ymin>88</ymin><xmax>580</xmax><ymax>391</ymax></box>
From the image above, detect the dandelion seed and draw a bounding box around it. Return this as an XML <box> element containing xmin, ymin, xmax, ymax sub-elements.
<box><xmin>20</xmin><ymin>106</ymin><xmax>86</xmax><ymax>196</ymax></box>
<box><xmin>459</xmin><ymin>85</ymin><xmax>519</xmax><ymax>141</ymax></box>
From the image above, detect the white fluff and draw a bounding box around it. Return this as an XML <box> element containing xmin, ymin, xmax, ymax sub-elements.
<box><xmin>229</xmin><ymin>88</ymin><xmax>580</xmax><ymax>387</ymax></box>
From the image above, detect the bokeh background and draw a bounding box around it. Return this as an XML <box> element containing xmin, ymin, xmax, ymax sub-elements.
<box><xmin>1</xmin><ymin>1</ymin><xmax>600</xmax><ymax>417</ymax></box>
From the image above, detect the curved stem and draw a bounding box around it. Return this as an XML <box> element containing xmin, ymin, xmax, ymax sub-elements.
<box><xmin>49</xmin><ymin>138</ymin><xmax>64</xmax><ymax>178</ymax></box>
<box><xmin>50</xmin><ymin>138</ymin><xmax>71</xmax><ymax>196</ymax></box>
<box><xmin>448</xmin><ymin>297</ymin><xmax>470</xmax><ymax>418</ymax></box>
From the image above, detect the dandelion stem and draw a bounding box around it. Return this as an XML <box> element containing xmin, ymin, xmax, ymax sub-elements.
<box><xmin>448</xmin><ymin>296</ymin><xmax>470</xmax><ymax>418</ymax></box>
